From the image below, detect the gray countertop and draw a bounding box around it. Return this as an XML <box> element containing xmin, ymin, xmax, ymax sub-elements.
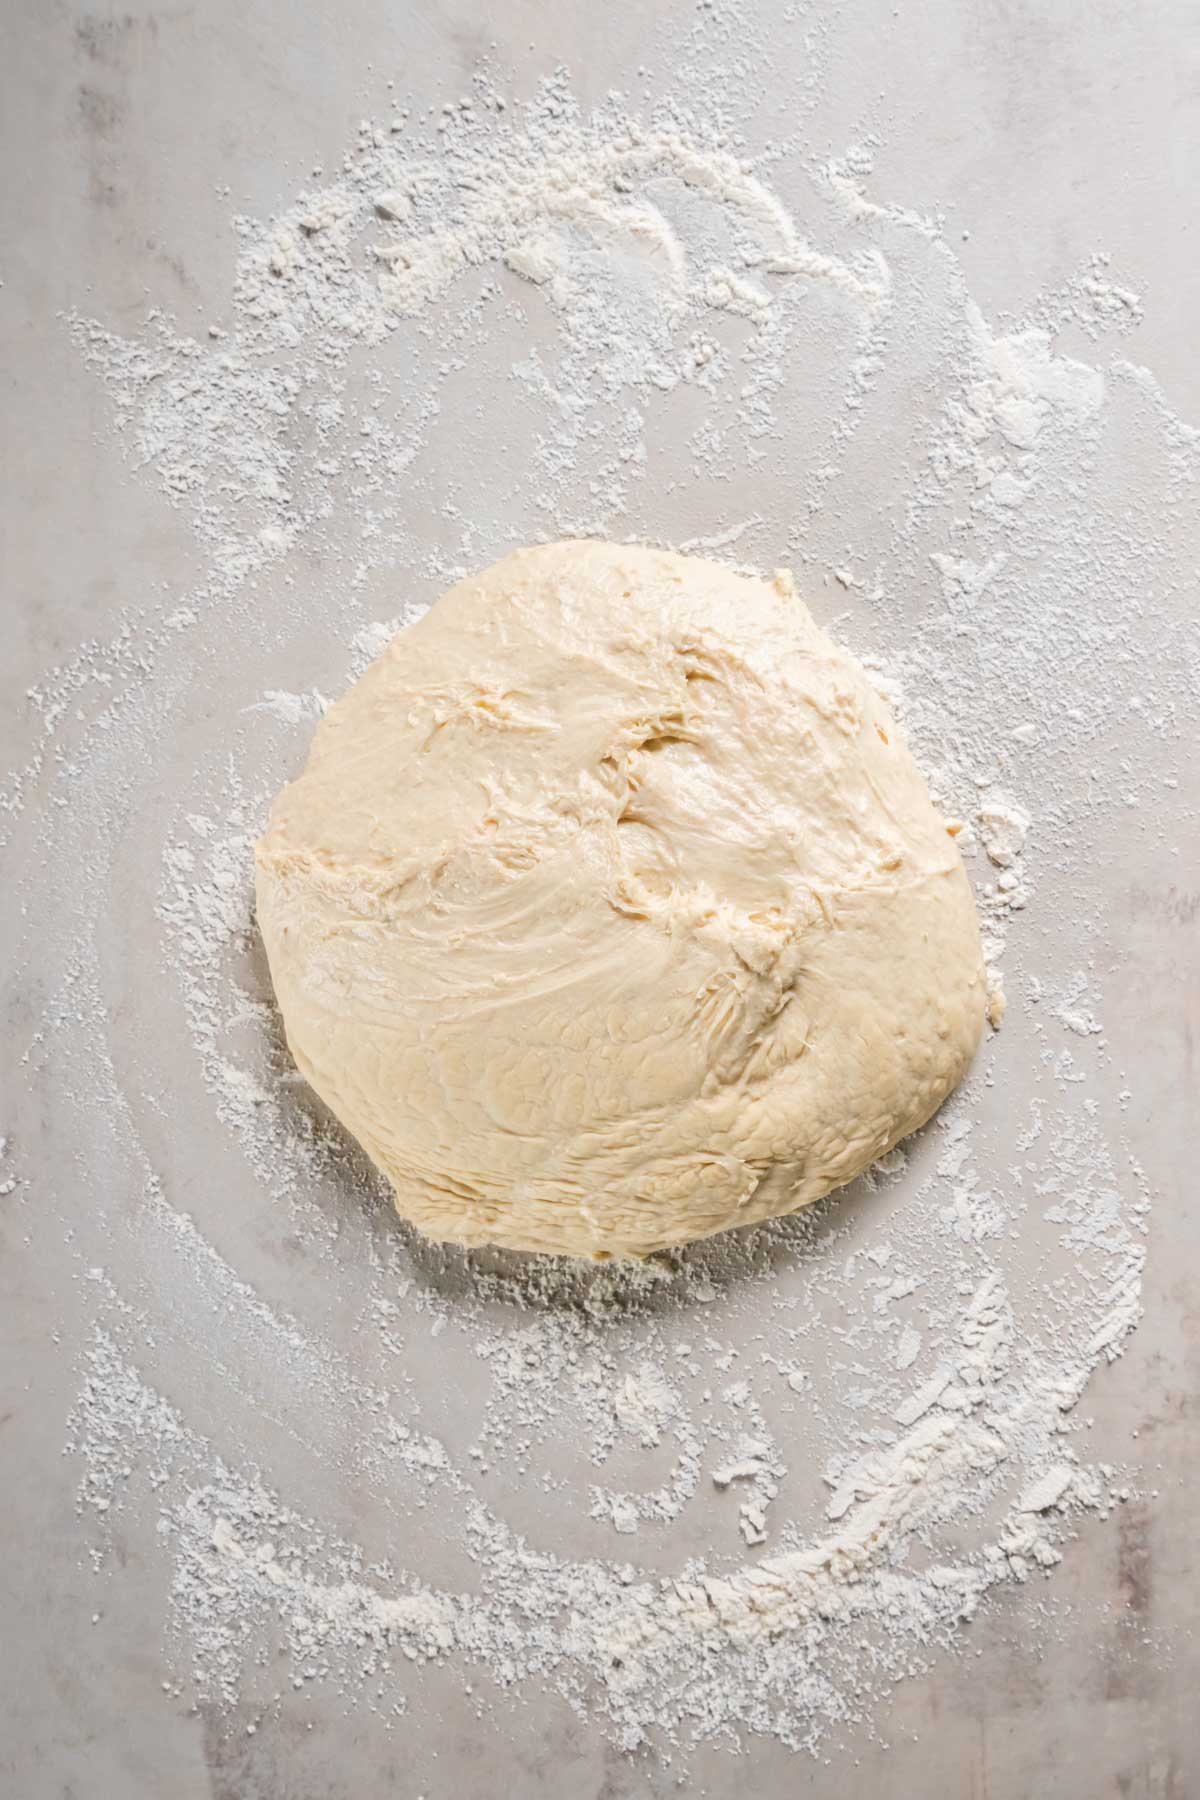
<box><xmin>3</xmin><ymin>3</ymin><xmax>1198</xmax><ymax>1796</ymax></box>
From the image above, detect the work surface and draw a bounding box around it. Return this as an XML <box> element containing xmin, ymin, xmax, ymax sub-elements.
<box><xmin>3</xmin><ymin>2</ymin><xmax>1198</xmax><ymax>1796</ymax></box>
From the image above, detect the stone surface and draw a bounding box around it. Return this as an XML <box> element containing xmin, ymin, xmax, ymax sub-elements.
<box><xmin>2</xmin><ymin>2</ymin><xmax>1197</xmax><ymax>1796</ymax></box>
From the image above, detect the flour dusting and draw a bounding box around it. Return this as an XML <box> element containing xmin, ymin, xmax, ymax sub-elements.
<box><xmin>6</xmin><ymin>0</ymin><xmax>1196</xmax><ymax>1769</ymax></box>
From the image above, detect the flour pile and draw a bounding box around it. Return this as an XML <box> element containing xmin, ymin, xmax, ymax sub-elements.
<box><xmin>6</xmin><ymin>0</ymin><xmax>1197</xmax><ymax>1765</ymax></box>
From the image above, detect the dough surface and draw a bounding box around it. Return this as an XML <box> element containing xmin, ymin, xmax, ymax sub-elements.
<box><xmin>256</xmin><ymin>542</ymin><xmax>985</xmax><ymax>1258</ymax></box>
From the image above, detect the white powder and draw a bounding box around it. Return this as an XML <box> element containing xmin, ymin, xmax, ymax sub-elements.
<box><xmin>976</xmin><ymin>792</ymin><xmax>1031</xmax><ymax>868</ymax></box>
<box><xmin>613</xmin><ymin>1363</ymin><xmax>680</xmax><ymax>1448</ymax></box>
<box><xmin>8</xmin><ymin>3</ymin><xmax>1193</xmax><ymax>1772</ymax></box>
<box><xmin>248</xmin><ymin>689</ymin><xmax>329</xmax><ymax>726</ymax></box>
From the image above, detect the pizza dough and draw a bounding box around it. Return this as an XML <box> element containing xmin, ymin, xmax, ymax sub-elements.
<box><xmin>256</xmin><ymin>542</ymin><xmax>985</xmax><ymax>1258</ymax></box>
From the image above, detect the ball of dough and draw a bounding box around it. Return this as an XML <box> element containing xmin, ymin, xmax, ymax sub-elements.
<box><xmin>256</xmin><ymin>542</ymin><xmax>985</xmax><ymax>1259</ymax></box>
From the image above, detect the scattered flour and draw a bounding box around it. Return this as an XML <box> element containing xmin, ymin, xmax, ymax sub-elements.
<box><xmin>5</xmin><ymin>1</ymin><xmax>1194</xmax><ymax>1770</ymax></box>
<box><xmin>976</xmin><ymin>792</ymin><xmax>1031</xmax><ymax>868</ymax></box>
